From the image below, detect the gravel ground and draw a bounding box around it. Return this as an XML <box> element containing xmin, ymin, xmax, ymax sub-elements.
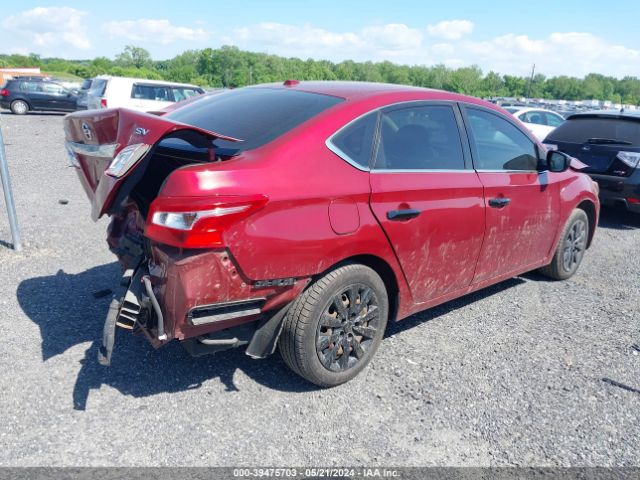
<box><xmin>0</xmin><ymin>112</ymin><xmax>638</xmax><ymax>467</ymax></box>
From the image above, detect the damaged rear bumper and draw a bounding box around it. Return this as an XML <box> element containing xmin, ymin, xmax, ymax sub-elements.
<box><xmin>98</xmin><ymin>248</ymin><xmax>308</xmax><ymax>365</ymax></box>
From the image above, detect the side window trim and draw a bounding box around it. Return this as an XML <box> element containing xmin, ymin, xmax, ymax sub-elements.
<box><xmin>325</xmin><ymin>109</ymin><xmax>380</xmax><ymax>171</ymax></box>
<box><xmin>458</xmin><ymin>102</ymin><xmax>541</xmax><ymax>173</ymax></box>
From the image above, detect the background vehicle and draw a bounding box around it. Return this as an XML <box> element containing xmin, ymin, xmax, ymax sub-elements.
<box><xmin>545</xmin><ymin>110</ymin><xmax>640</xmax><ymax>213</ymax></box>
<box><xmin>505</xmin><ymin>106</ymin><xmax>565</xmax><ymax>140</ymax></box>
<box><xmin>76</xmin><ymin>78</ymin><xmax>93</xmax><ymax>110</ymax></box>
<box><xmin>0</xmin><ymin>78</ymin><xmax>78</xmax><ymax>114</ymax></box>
<box><xmin>64</xmin><ymin>81</ymin><xmax>599</xmax><ymax>387</ymax></box>
<box><xmin>86</xmin><ymin>76</ymin><xmax>205</xmax><ymax>112</ymax></box>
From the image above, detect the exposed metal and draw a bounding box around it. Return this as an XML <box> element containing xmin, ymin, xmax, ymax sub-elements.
<box><xmin>0</xmin><ymin>120</ymin><xmax>22</xmax><ymax>251</ymax></box>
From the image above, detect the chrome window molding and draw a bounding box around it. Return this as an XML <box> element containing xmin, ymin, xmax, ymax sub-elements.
<box><xmin>371</xmin><ymin>169</ymin><xmax>475</xmax><ymax>174</ymax></box>
<box><xmin>325</xmin><ymin>139</ymin><xmax>370</xmax><ymax>172</ymax></box>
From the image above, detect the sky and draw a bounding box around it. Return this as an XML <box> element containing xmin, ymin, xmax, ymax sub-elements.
<box><xmin>1</xmin><ymin>0</ymin><xmax>639</xmax><ymax>78</ymax></box>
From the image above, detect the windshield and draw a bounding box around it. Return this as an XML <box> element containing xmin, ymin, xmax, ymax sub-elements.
<box><xmin>166</xmin><ymin>87</ymin><xmax>344</xmax><ymax>153</ymax></box>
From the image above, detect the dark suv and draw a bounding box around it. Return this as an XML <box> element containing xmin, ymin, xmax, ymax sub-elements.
<box><xmin>0</xmin><ymin>78</ymin><xmax>78</xmax><ymax>114</ymax></box>
<box><xmin>544</xmin><ymin>111</ymin><xmax>640</xmax><ymax>213</ymax></box>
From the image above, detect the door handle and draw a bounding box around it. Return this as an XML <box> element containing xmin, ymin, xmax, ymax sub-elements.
<box><xmin>488</xmin><ymin>198</ymin><xmax>511</xmax><ymax>208</ymax></box>
<box><xmin>387</xmin><ymin>209</ymin><xmax>421</xmax><ymax>221</ymax></box>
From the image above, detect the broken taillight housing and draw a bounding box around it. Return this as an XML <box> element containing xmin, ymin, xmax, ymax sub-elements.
<box><xmin>145</xmin><ymin>195</ymin><xmax>268</xmax><ymax>248</ymax></box>
<box><xmin>105</xmin><ymin>143</ymin><xmax>150</xmax><ymax>178</ymax></box>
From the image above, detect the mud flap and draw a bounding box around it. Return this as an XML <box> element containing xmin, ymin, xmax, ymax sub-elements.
<box><xmin>245</xmin><ymin>304</ymin><xmax>290</xmax><ymax>359</ymax></box>
<box><xmin>98</xmin><ymin>297</ymin><xmax>121</xmax><ymax>366</ymax></box>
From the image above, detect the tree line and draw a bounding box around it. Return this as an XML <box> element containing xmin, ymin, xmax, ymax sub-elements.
<box><xmin>1</xmin><ymin>45</ymin><xmax>639</xmax><ymax>104</ymax></box>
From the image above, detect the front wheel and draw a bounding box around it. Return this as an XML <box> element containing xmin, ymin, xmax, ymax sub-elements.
<box><xmin>279</xmin><ymin>264</ymin><xmax>389</xmax><ymax>387</ymax></box>
<box><xmin>539</xmin><ymin>209</ymin><xmax>589</xmax><ymax>280</ymax></box>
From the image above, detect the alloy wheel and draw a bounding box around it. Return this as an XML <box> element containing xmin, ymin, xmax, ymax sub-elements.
<box><xmin>562</xmin><ymin>219</ymin><xmax>587</xmax><ymax>273</ymax></box>
<box><xmin>316</xmin><ymin>283</ymin><xmax>380</xmax><ymax>372</ymax></box>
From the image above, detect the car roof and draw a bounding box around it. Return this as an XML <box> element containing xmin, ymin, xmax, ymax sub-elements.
<box><xmin>248</xmin><ymin>80</ymin><xmax>497</xmax><ymax>106</ymax></box>
<box><xmin>567</xmin><ymin>109</ymin><xmax>640</xmax><ymax>121</ymax></box>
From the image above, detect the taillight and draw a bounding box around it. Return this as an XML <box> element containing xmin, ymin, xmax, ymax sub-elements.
<box><xmin>617</xmin><ymin>151</ymin><xmax>640</xmax><ymax>169</ymax></box>
<box><xmin>0</xmin><ymin>89</ymin><xmax>9</xmax><ymax>97</ymax></box>
<box><xmin>145</xmin><ymin>195</ymin><xmax>268</xmax><ymax>248</ymax></box>
<box><xmin>100</xmin><ymin>98</ymin><xmax>107</xmax><ymax>108</ymax></box>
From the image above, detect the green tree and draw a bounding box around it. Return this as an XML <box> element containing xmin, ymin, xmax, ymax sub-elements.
<box><xmin>115</xmin><ymin>45</ymin><xmax>151</xmax><ymax>69</ymax></box>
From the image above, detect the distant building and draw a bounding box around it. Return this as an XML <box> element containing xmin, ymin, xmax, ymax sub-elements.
<box><xmin>0</xmin><ymin>67</ymin><xmax>43</xmax><ymax>85</ymax></box>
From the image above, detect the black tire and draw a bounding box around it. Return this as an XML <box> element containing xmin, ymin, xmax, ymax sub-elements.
<box><xmin>539</xmin><ymin>209</ymin><xmax>589</xmax><ymax>280</ymax></box>
<box><xmin>10</xmin><ymin>100</ymin><xmax>29</xmax><ymax>115</ymax></box>
<box><xmin>279</xmin><ymin>264</ymin><xmax>389</xmax><ymax>387</ymax></box>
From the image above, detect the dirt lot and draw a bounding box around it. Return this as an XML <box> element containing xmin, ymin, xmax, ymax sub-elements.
<box><xmin>0</xmin><ymin>112</ymin><xmax>638</xmax><ymax>467</ymax></box>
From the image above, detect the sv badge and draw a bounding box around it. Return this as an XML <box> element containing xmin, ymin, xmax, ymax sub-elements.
<box><xmin>134</xmin><ymin>127</ymin><xmax>149</xmax><ymax>136</ymax></box>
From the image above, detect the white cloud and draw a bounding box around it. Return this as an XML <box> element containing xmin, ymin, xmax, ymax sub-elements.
<box><xmin>233</xmin><ymin>22</ymin><xmax>362</xmax><ymax>50</ymax></box>
<box><xmin>456</xmin><ymin>32</ymin><xmax>640</xmax><ymax>77</ymax></box>
<box><xmin>2</xmin><ymin>7</ymin><xmax>90</xmax><ymax>50</ymax></box>
<box><xmin>102</xmin><ymin>19</ymin><xmax>209</xmax><ymax>45</ymax></box>
<box><xmin>230</xmin><ymin>22</ymin><xmax>424</xmax><ymax>62</ymax></box>
<box><xmin>362</xmin><ymin>24</ymin><xmax>423</xmax><ymax>50</ymax></box>
<box><xmin>427</xmin><ymin>20</ymin><xmax>474</xmax><ymax>40</ymax></box>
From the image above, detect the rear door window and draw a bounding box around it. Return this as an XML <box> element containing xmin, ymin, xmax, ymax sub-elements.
<box><xmin>19</xmin><ymin>81</ymin><xmax>42</xmax><ymax>92</ymax></box>
<box><xmin>89</xmin><ymin>79</ymin><xmax>107</xmax><ymax>96</ymax></box>
<box><xmin>374</xmin><ymin>104</ymin><xmax>466</xmax><ymax>170</ymax></box>
<box><xmin>546</xmin><ymin>117</ymin><xmax>640</xmax><ymax>146</ymax></box>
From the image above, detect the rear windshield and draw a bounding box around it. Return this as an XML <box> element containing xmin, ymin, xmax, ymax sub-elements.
<box><xmin>547</xmin><ymin>117</ymin><xmax>640</xmax><ymax>146</ymax></box>
<box><xmin>166</xmin><ymin>87</ymin><xmax>343</xmax><ymax>152</ymax></box>
<box><xmin>90</xmin><ymin>78</ymin><xmax>107</xmax><ymax>96</ymax></box>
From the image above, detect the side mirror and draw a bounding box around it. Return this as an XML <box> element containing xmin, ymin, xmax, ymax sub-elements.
<box><xmin>545</xmin><ymin>150</ymin><xmax>571</xmax><ymax>173</ymax></box>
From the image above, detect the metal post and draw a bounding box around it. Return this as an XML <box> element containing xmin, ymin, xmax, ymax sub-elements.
<box><xmin>0</xmin><ymin>122</ymin><xmax>22</xmax><ymax>251</ymax></box>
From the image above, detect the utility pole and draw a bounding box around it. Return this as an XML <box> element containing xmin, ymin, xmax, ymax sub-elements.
<box><xmin>527</xmin><ymin>63</ymin><xmax>535</xmax><ymax>99</ymax></box>
<box><xmin>0</xmin><ymin>120</ymin><xmax>22</xmax><ymax>251</ymax></box>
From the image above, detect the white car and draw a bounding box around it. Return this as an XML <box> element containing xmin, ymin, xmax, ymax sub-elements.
<box><xmin>504</xmin><ymin>107</ymin><xmax>565</xmax><ymax>141</ymax></box>
<box><xmin>86</xmin><ymin>76</ymin><xmax>204</xmax><ymax>112</ymax></box>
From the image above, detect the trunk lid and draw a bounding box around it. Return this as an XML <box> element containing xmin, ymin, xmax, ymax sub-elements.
<box><xmin>64</xmin><ymin>108</ymin><xmax>240</xmax><ymax>220</ymax></box>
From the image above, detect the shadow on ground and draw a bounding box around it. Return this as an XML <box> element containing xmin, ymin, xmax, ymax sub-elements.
<box><xmin>16</xmin><ymin>263</ymin><xmax>316</xmax><ymax>410</ymax></box>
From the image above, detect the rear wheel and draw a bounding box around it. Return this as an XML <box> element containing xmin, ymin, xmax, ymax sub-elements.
<box><xmin>539</xmin><ymin>209</ymin><xmax>589</xmax><ymax>280</ymax></box>
<box><xmin>279</xmin><ymin>264</ymin><xmax>389</xmax><ymax>387</ymax></box>
<box><xmin>10</xmin><ymin>100</ymin><xmax>29</xmax><ymax>115</ymax></box>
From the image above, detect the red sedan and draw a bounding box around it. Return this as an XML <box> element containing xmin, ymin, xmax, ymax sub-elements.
<box><xmin>64</xmin><ymin>81</ymin><xmax>599</xmax><ymax>387</ymax></box>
